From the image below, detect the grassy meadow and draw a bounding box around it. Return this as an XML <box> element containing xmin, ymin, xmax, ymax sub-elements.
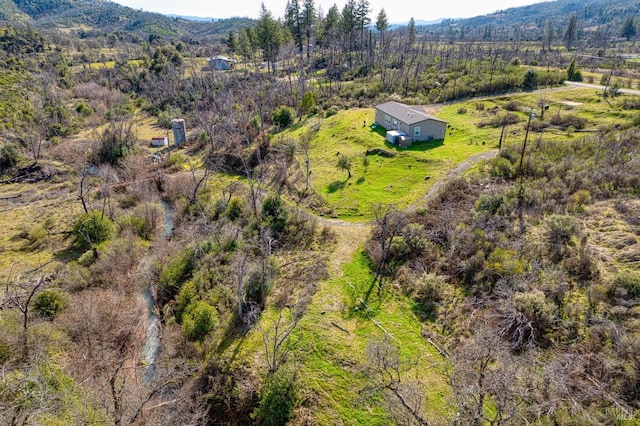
<box><xmin>281</xmin><ymin>84</ymin><xmax>638</xmax><ymax>221</ymax></box>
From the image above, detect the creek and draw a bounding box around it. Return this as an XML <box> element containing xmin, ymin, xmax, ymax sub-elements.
<box><xmin>140</xmin><ymin>199</ymin><xmax>174</xmax><ymax>381</ymax></box>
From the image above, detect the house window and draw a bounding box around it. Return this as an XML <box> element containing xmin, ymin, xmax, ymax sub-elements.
<box><xmin>384</xmin><ymin>114</ymin><xmax>391</xmax><ymax>124</ymax></box>
<box><xmin>414</xmin><ymin>127</ymin><xmax>421</xmax><ymax>137</ymax></box>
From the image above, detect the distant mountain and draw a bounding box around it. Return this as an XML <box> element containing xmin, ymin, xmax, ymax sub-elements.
<box><xmin>0</xmin><ymin>0</ymin><xmax>253</xmax><ymax>40</ymax></box>
<box><xmin>426</xmin><ymin>0</ymin><xmax>640</xmax><ymax>40</ymax></box>
<box><xmin>165</xmin><ymin>14</ymin><xmax>218</xmax><ymax>22</ymax></box>
<box><xmin>386</xmin><ymin>18</ymin><xmax>443</xmax><ymax>30</ymax></box>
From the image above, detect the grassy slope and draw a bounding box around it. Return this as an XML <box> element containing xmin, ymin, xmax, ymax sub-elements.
<box><xmin>0</xmin><ymin>180</ymin><xmax>80</xmax><ymax>282</ymax></box>
<box><xmin>220</xmin><ymin>227</ymin><xmax>453</xmax><ymax>424</ymax></box>
<box><xmin>285</xmin><ymin>86</ymin><xmax>639</xmax><ymax>220</ymax></box>
<box><xmin>287</xmin><ymin>106</ymin><xmax>495</xmax><ymax>220</ymax></box>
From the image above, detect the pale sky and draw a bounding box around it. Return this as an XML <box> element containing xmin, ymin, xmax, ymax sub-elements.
<box><xmin>111</xmin><ymin>0</ymin><xmax>546</xmax><ymax>23</ymax></box>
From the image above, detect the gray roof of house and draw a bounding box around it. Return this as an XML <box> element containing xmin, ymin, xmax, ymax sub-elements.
<box><xmin>210</xmin><ymin>55</ymin><xmax>236</xmax><ymax>62</ymax></box>
<box><xmin>375</xmin><ymin>101</ymin><xmax>446</xmax><ymax>125</ymax></box>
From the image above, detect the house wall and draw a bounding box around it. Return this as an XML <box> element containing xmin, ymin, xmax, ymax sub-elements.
<box><xmin>375</xmin><ymin>108</ymin><xmax>396</xmax><ymax>131</ymax></box>
<box><xmin>408</xmin><ymin>120</ymin><xmax>447</xmax><ymax>141</ymax></box>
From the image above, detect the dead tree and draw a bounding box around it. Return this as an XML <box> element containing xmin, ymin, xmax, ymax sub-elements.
<box><xmin>259</xmin><ymin>306</ymin><xmax>302</xmax><ymax>373</ymax></box>
<box><xmin>3</xmin><ymin>275</ymin><xmax>45</xmax><ymax>359</ymax></box>
<box><xmin>364</xmin><ymin>337</ymin><xmax>428</xmax><ymax>426</ymax></box>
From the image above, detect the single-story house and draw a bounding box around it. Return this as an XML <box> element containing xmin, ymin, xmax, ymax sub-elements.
<box><xmin>374</xmin><ymin>101</ymin><xmax>447</xmax><ymax>147</ymax></box>
<box><xmin>150</xmin><ymin>136</ymin><xmax>168</xmax><ymax>147</ymax></box>
<box><xmin>208</xmin><ymin>55</ymin><xmax>237</xmax><ymax>70</ymax></box>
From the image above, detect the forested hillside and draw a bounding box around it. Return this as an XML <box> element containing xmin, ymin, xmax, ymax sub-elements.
<box><xmin>0</xmin><ymin>0</ymin><xmax>253</xmax><ymax>39</ymax></box>
<box><xmin>430</xmin><ymin>0</ymin><xmax>640</xmax><ymax>44</ymax></box>
<box><xmin>0</xmin><ymin>0</ymin><xmax>639</xmax><ymax>424</ymax></box>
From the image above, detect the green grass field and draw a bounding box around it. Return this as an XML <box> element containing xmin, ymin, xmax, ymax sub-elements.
<box><xmin>282</xmin><ymin>86</ymin><xmax>639</xmax><ymax>220</ymax></box>
<box><xmin>286</xmin><ymin>107</ymin><xmax>495</xmax><ymax>220</ymax></box>
<box><xmin>294</xmin><ymin>248</ymin><xmax>453</xmax><ymax>424</ymax></box>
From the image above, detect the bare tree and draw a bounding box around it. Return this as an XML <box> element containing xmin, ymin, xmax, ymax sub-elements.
<box><xmin>259</xmin><ymin>306</ymin><xmax>302</xmax><ymax>373</ymax></box>
<box><xmin>299</xmin><ymin>120</ymin><xmax>322</xmax><ymax>193</ymax></box>
<box><xmin>450</xmin><ymin>325</ymin><xmax>525</xmax><ymax>425</ymax></box>
<box><xmin>3</xmin><ymin>275</ymin><xmax>46</xmax><ymax>359</ymax></box>
<box><xmin>363</xmin><ymin>337</ymin><xmax>428</xmax><ymax>426</ymax></box>
<box><xmin>371</xmin><ymin>204</ymin><xmax>408</xmax><ymax>277</ymax></box>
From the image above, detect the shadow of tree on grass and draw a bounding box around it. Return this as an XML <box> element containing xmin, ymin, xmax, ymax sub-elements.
<box><xmin>327</xmin><ymin>180</ymin><xmax>346</xmax><ymax>193</ymax></box>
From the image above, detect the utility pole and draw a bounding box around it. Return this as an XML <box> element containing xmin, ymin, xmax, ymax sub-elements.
<box><xmin>516</xmin><ymin>109</ymin><xmax>534</xmax><ymax>238</ymax></box>
<box><xmin>516</xmin><ymin>109</ymin><xmax>534</xmax><ymax>181</ymax></box>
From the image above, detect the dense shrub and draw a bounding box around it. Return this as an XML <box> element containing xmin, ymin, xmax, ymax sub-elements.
<box><xmin>272</xmin><ymin>105</ymin><xmax>296</xmax><ymax>129</ymax></box>
<box><xmin>33</xmin><ymin>290</ymin><xmax>68</xmax><ymax>318</ymax></box>
<box><xmin>96</xmin><ymin>121</ymin><xmax>137</xmax><ymax>164</ymax></box>
<box><xmin>72</xmin><ymin>211</ymin><xmax>115</xmax><ymax>249</ymax></box>
<box><xmin>545</xmin><ymin>214</ymin><xmax>580</xmax><ymax>261</ymax></box>
<box><xmin>262</xmin><ymin>195</ymin><xmax>288</xmax><ymax>235</ymax></box>
<box><xmin>503</xmin><ymin>100</ymin><xmax>520</xmax><ymax>111</ymax></box>
<box><xmin>160</xmin><ymin>248</ymin><xmax>195</xmax><ymax>291</ymax></box>
<box><xmin>226</xmin><ymin>197</ymin><xmax>245</xmax><ymax>221</ymax></box>
<box><xmin>612</xmin><ymin>272</ymin><xmax>640</xmax><ymax>299</ymax></box>
<box><xmin>478</xmin><ymin>113</ymin><xmax>521</xmax><ymax>128</ymax></box>
<box><xmin>182</xmin><ymin>300</ymin><xmax>218</xmax><ymax>342</ymax></box>
<box><xmin>253</xmin><ymin>366</ymin><xmax>297</xmax><ymax>426</ymax></box>
<box><xmin>300</xmin><ymin>91</ymin><xmax>316</xmax><ymax>114</ymax></box>
<box><xmin>0</xmin><ymin>143</ymin><xmax>20</xmax><ymax>172</ymax></box>
<box><xmin>548</xmin><ymin>114</ymin><xmax>587</xmax><ymax>130</ymax></box>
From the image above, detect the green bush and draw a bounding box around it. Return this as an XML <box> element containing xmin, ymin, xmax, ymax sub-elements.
<box><xmin>522</xmin><ymin>68</ymin><xmax>538</xmax><ymax>90</ymax></box>
<box><xmin>0</xmin><ymin>143</ymin><xmax>20</xmax><ymax>172</ymax></box>
<box><xmin>325</xmin><ymin>105</ymin><xmax>340</xmax><ymax>117</ymax></box>
<box><xmin>182</xmin><ymin>300</ymin><xmax>218</xmax><ymax>342</ymax></box>
<box><xmin>33</xmin><ymin>290</ymin><xmax>68</xmax><ymax>318</ymax></box>
<box><xmin>612</xmin><ymin>272</ymin><xmax>640</xmax><ymax>299</ymax></box>
<box><xmin>175</xmin><ymin>281</ymin><xmax>197</xmax><ymax>323</ymax></box>
<box><xmin>300</xmin><ymin>91</ymin><xmax>316</xmax><ymax>114</ymax></box>
<box><xmin>490</xmin><ymin>157</ymin><xmax>516</xmax><ymax>179</ymax></box>
<box><xmin>160</xmin><ymin>248</ymin><xmax>195</xmax><ymax>290</ymax></box>
<box><xmin>72</xmin><ymin>211</ymin><xmax>115</xmax><ymax>248</ymax></box>
<box><xmin>253</xmin><ymin>366</ymin><xmax>297</xmax><ymax>426</ymax></box>
<box><xmin>0</xmin><ymin>343</ymin><xmax>10</xmax><ymax>364</ymax></box>
<box><xmin>272</xmin><ymin>105</ymin><xmax>296</xmax><ymax>129</ymax></box>
<box><xmin>75</xmin><ymin>102</ymin><xmax>94</xmax><ymax>117</ymax></box>
<box><xmin>514</xmin><ymin>290</ymin><xmax>557</xmax><ymax>331</ymax></box>
<box><xmin>118</xmin><ymin>215</ymin><xmax>147</xmax><ymax>238</ymax></box>
<box><xmin>226</xmin><ymin>197</ymin><xmax>245</xmax><ymax>221</ymax></box>
<box><xmin>262</xmin><ymin>195</ymin><xmax>288</xmax><ymax>235</ymax></box>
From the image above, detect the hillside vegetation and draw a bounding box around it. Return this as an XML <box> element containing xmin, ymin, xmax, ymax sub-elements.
<box><xmin>0</xmin><ymin>0</ymin><xmax>639</xmax><ymax>424</ymax></box>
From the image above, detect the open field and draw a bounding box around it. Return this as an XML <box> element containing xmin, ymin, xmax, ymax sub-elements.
<box><xmin>283</xmin><ymin>84</ymin><xmax>639</xmax><ymax>220</ymax></box>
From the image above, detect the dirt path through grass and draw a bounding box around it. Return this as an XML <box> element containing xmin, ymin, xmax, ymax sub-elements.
<box><xmin>408</xmin><ymin>149</ymin><xmax>498</xmax><ymax>213</ymax></box>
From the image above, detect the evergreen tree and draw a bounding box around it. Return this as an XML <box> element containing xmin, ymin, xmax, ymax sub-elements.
<box><xmin>563</xmin><ymin>13</ymin><xmax>578</xmax><ymax>50</ymax></box>
<box><xmin>566</xmin><ymin>56</ymin><xmax>582</xmax><ymax>82</ymax></box>
<box><xmin>237</xmin><ymin>27</ymin><xmax>254</xmax><ymax>66</ymax></box>
<box><xmin>375</xmin><ymin>8</ymin><xmax>388</xmax><ymax>33</ymax></box>
<box><xmin>407</xmin><ymin>17</ymin><xmax>416</xmax><ymax>49</ymax></box>
<box><xmin>227</xmin><ymin>31</ymin><xmax>237</xmax><ymax>56</ymax></box>
<box><xmin>621</xmin><ymin>15</ymin><xmax>637</xmax><ymax>41</ymax></box>
<box><xmin>285</xmin><ymin>0</ymin><xmax>303</xmax><ymax>55</ymax></box>
<box><xmin>302</xmin><ymin>0</ymin><xmax>316</xmax><ymax>57</ymax></box>
<box><xmin>256</xmin><ymin>3</ymin><xmax>283</xmax><ymax>73</ymax></box>
<box><xmin>319</xmin><ymin>4</ymin><xmax>340</xmax><ymax>47</ymax></box>
<box><xmin>340</xmin><ymin>0</ymin><xmax>357</xmax><ymax>53</ymax></box>
<box><xmin>543</xmin><ymin>19</ymin><xmax>554</xmax><ymax>51</ymax></box>
<box><xmin>375</xmin><ymin>8</ymin><xmax>389</xmax><ymax>51</ymax></box>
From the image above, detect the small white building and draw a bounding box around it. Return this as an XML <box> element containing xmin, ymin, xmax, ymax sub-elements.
<box><xmin>150</xmin><ymin>136</ymin><xmax>168</xmax><ymax>147</ymax></box>
<box><xmin>208</xmin><ymin>55</ymin><xmax>237</xmax><ymax>70</ymax></box>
